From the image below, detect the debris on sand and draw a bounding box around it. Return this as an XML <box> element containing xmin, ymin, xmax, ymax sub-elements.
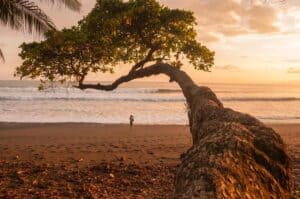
<box><xmin>0</xmin><ymin>160</ymin><xmax>176</xmax><ymax>198</ymax></box>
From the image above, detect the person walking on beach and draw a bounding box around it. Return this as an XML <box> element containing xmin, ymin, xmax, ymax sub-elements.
<box><xmin>129</xmin><ymin>115</ymin><xmax>134</xmax><ymax>127</ymax></box>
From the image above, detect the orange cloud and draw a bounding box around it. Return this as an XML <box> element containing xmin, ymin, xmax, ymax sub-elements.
<box><xmin>214</xmin><ymin>64</ymin><xmax>240</xmax><ymax>71</ymax></box>
<box><xmin>284</xmin><ymin>58</ymin><xmax>300</xmax><ymax>63</ymax></box>
<box><xmin>160</xmin><ymin>0</ymin><xmax>280</xmax><ymax>43</ymax></box>
<box><xmin>287</xmin><ymin>67</ymin><xmax>300</xmax><ymax>74</ymax></box>
<box><xmin>197</xmin><ymin>32</ymin><xmax>220</xmax><ymax>43</ymax></box>
<box><xmin>245</xmin><ymin>5</ymin><xmax>279</xmax><ymax>33</ymax></box>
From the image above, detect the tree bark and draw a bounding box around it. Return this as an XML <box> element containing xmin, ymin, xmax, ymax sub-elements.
<box><xmin>80</xmin><ymin>63</ymin><xmax>291</xmax><ymax>198</ymax></box>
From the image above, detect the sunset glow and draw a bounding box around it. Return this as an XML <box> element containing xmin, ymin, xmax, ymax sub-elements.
<box><xmin>0</xmin><ymin>1</ymin><xmax>299</xmax><ymax>197</ymax></box>
<box><xmin>1</xmin><ymin>0</ymin><xmax>300</xmax><ymax>84</ymax></box>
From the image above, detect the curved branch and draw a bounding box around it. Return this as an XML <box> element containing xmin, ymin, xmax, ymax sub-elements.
<box><xmin>79</xmin><ymin>63</ymin><xmax>204</xmax><ymax>103</ymax></box>
<box><xmin>129</xmin><ymin>47</ymin><xmax>157</xmax><ymax>72</ymax></box>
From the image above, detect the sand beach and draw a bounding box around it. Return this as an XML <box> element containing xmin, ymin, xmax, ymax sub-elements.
<box><xmin>0</xmin><ymin>123</ymin><xmax>299</xmax><ymax>198</ymax></box>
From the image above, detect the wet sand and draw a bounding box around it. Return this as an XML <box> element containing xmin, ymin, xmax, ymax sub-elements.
<box><xmin>0</xmin><ymin>123</ymin><xmax>299</xmax><ymax>198</ymax></box>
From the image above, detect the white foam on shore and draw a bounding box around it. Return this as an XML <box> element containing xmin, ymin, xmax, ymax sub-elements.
<box><xmin>1</xmin><ymin>81</ymin><xmax>299</xmax><ymax>124</ymax></box>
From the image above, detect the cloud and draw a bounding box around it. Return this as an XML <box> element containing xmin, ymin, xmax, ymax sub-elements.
<box><xmin>197</xmin><ymin>32</ymin><xmax>220</xmax><ymax>43</ymax></box>
<box><xmin>214</xmin><ymin>64</ymin><xmax>240</xmax><ymax>71</ymax></box>
<box><xmin>245</xmin><ymin>5</ymin><xmax>279</xmax><ymax>33</ymax></box>
<box><xmin>287</xmin><ymin>67</ymin><xmax>300</xmax><ymax>74</ymax></box>
<box><xmin>283</xmin><ymin>58</ymin><xmax>300</xmax><ymax>63</ymax></box>
<box><xmin>160</xmin><ymin>0</ymin><xmax>281</xmax><ymax>43</ymax></box>
<box><xmin>286</xmin><ymin>0</ymin><xmax>300</xmax><ymax>8</ymax></box>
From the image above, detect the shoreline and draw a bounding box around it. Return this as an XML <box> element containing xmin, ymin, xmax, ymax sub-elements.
<box><xmin>1</xmin><ymin>121</ymin><xmax>300</xmax><ymax>126</ymax></box>
<box><xmin>0</xmin><ymin>122</ymin><xmax>190</xmax><ymax>131</ymax></box>
<box><xmin>0</xmin><ymin>122</ymin><xmax>190</xmax><ymax>126</ymax></box>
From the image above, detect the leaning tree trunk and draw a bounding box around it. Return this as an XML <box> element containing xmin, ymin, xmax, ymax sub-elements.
<box><xmin>80</xmin><ymin>63</ymin><xmax>291</xmax><ymax>198</ymax></box>
<box><xmin>173</xmin><ymin>85</ymin><xmax>291</xmax><ymax>199</ymax></box>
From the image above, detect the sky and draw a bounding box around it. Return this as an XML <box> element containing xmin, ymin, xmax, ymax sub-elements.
<box><xmin>1</xmin><ymin>0</ymin><xmax>300</xmax><ymax>84</ymax></box>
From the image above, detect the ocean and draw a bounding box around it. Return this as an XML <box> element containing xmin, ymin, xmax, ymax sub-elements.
<box><xmin>0</xmin><ymin>80</ymin><xmax>299</xmax><ymax>124</ymax></box>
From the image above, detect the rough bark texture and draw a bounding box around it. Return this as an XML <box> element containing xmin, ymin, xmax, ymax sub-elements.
<box><xmin>80</xmin><ymin>63</ymin><xmax>291</xmax><ymax>199</ymax></box>
<box><xmin>174</xmin><ymin>87</ymin><xmax>290</xmax><ymax>199</ymax></box>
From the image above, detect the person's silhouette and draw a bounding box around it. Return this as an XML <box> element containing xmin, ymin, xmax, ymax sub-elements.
<box><xmin>129</xmin><ymin>115</ymin><xmax>134</xmax><ymax>127</ymax></box>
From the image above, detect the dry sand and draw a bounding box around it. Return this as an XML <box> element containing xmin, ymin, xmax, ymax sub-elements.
<box><xmin>0</xmin><ymin>123</ymin><xmax>299</xmax><ymax>198</ymax></box>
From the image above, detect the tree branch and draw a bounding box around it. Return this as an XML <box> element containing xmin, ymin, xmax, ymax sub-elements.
<box><xmin>129</xmin><ymin>47</ymin><xmax>157</xmax><ymax>73</ymax></box>
<box><xmin>78</xmin><ymin>63</ymin><xmax>199</xmax><ymax>102</ymax></box>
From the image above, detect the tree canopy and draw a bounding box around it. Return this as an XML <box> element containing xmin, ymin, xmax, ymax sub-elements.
<box><xmin>16</xmin><ymin>0</ymin><xmax>215</xmax><ymax>89</ymax></box>
<box><xmin>16</xmin><ymin>28</ymin><xmax>112</xmax><ymax>86</ymax></box>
